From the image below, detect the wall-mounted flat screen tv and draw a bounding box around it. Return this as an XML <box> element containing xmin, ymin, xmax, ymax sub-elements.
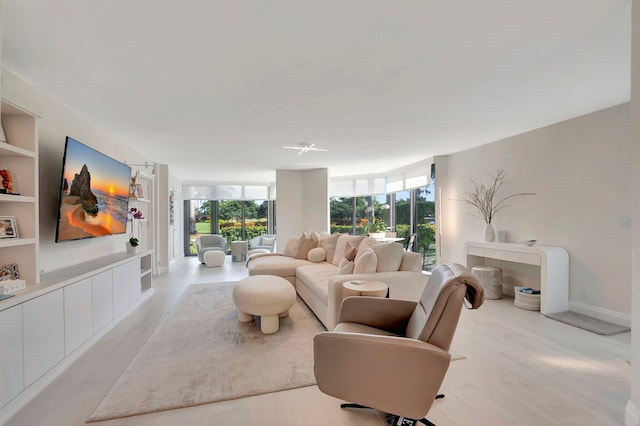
<box><xmin>55</xmin><ymin>137</ymin><xmax>132</xmax><ymax>242</ymax></box>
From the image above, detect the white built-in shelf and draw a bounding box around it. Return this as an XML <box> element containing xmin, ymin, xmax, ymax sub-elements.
<box><xmin>0</xmin><ymin>143</ymin><xmax>35</xmax><ymax>158</ymax></box>
<box><xmin>0</xmin><ymin>238</ymin><xmax>36</xmax><ymax>248</ymax></box>
<box><xmin>0</xmin><ymin>194</ymin><xmax>35</xmax><ymax>203</ymax></box>
<box><xmin>0</xmin><ymin>99</ymin><xmax>39</xmax><ymax>286</ymax></box>
<box><xmin>129</xmin><ymin>197</ymin><xmax>150</xmax><ymax>203</ymax></box>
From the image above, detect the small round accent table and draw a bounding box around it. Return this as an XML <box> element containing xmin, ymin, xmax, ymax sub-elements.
<box><xmin>233</xmin><ymin>275</ymin><xmax>296</xmax><ymax>334</ymax></box>
<box><xmin>231</xmin><ymin>241</ymin><xmax>248</xmax><ymax>262</ymax></box>
<box><xmin>342</xmin><ymin>280</ymin><xmax>389</xmax><ymax>298</ymax></box>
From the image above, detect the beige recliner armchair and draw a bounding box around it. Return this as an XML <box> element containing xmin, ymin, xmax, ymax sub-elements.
<box><xmin>313</xmin><ymin>263</ymin><xmax>484</xmax><ymax>425</ymax></box>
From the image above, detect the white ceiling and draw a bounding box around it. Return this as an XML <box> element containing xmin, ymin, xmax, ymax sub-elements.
<box><xmin>1</xmin><ymin>0</ymin><xmax>631</xmax><ymax>183</ymax></box>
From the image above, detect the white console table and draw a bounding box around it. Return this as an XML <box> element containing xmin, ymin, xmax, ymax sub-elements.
<box><xmin>464</xmin><ymin>241</ymin><xmax>569</xmax><ymax>314</ymax></box>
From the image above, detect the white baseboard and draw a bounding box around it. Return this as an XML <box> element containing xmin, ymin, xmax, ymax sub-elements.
<box><xmin>626</xmin><ymin>400</ymin><xmax>640</xmax><ymax>426</ymax></box>
<box><xmin>569</xmin><ymin>300</ymin><xmax>631</xmax><ymax>328</ymax></box>
<box><xmin>0</xmin><ymin>289</ymin><xmax>154</xmax><ymax>425</ymax></box>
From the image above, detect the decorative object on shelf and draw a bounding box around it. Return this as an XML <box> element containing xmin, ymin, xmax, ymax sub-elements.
<box><xmin>129</xmin><ymin>170</ymin><xmax>139</xmax><ymax>198</ymax></box>
<box><xmin>0</xmin><ymin>262</ymin><xmax>20</xmax><ymax>281</ymax></box>
<box><xmin>0</xmin><ymin>279</ymin><xmax>26</xmax><ymax>295</ymax></box>
<box><xmin>0</xmin><ymin>169</ymin><xmax>14</xmax><ymax>193</ymax></box>
<box><xmin>169</xmin><ymin>190</ymin><xmax>175</xmax><ymax>225</ymax></box>
<box><xmin>127</xmin><ymin>207</ymin><xmax>144</xmax><ymax>253</ymax></box>
<box><xmin>0</xmin><ymin>216</ymin><xmax>18</xmax><ymax>239</ymax></box>
<box><xmin>484</xmin><ymin>223</ymin><xmax>495</xmax><ymax>242</ymax></box>
<box><xmin>136</xmin><ymin>183</ymin><xmax>144</xmax><ymax>199</ymax></box>
<box><xmin>456</xmin><ymin>169</ymin><xmax>535</xmax><ymax>242</ymax></box>
<box><xmin>524</xmin><ymin>239</ymin><xmax>537</xmax><ymax>246</ymax></box>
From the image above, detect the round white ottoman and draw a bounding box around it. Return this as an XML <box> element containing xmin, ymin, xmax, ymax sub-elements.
<box><xmin>203</xmin><ymin>250</ymin><xmax>225</xmax><ymax>267</ymax></box>
<box><xmin>232</xmin><ymin>275</ymin><xmax>296</xmax><ymax>334</ymax></box>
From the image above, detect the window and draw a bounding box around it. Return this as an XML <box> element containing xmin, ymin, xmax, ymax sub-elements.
<box><xmin>330</xmin><ymin>197</ymin><xmax>355</xmax><ymax>234</ymax></box>
<box><xmin>417</xmin><ymin>181</ymin><xmax>436</xmax><ymax>270</ymax></box>
<box><xmin>184</xmin><ymin>198</ymin><xmax>274</xmax><ymax>256</ymax></box>
<box><xmin>394</xmin><ymin>190</ymin><xmax>411</xmax><ymax>241</ymax></box>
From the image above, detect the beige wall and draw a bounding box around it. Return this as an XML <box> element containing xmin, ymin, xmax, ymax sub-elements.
<box><xmin>275</xmin><ymin>168</ymin><xmax>329</xmax><ymax>250</ymax></box>
<box><xmin>437</xmin><ymin>103</ymin><xmax>632</xmax><ymax>325</ymax></box>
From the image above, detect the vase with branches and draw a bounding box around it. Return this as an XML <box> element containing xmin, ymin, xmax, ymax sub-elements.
<box><xmin>457</xmin><ymin>169</ymin><xmax>534</xmax><ymax>241</ymax></box>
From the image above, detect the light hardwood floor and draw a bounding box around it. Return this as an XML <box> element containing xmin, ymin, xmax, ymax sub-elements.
<box><xmin>5</xmin><ymin>256</ymin><xmax>631</xmax><ymax>426</ymax></box>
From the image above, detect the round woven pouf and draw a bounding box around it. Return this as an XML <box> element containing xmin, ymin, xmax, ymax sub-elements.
<box><xmin>471</xmin><ymin>266</ymin><xmax>503</xmax><ymax>300</ymax></box>
<box><xmin>232</xmin><ymin>275</ymin><xmax>296</xmax><ymax>334</ymax></box>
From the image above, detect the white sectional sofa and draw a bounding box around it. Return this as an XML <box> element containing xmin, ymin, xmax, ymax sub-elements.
<box><xmin>247</xmin><ymin>232</ymin><xmax>429</xmax><ymax>330</ymax></box>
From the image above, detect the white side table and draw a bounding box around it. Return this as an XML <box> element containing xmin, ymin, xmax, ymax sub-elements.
<box><xmin>231</xmin><ymin>241</ymin><xmax>248</xmax><ymax>262</ymax></box>
<box><xmin>342</xmin><ymin>280</ymin><xmax>389</xmax><ymax>298</ymax></box>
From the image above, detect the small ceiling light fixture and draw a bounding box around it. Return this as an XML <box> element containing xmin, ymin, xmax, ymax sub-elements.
<box><xmin>282</xmin><ymin>143</ymin><xmax>328</xmax><ymax>155</ymax></box>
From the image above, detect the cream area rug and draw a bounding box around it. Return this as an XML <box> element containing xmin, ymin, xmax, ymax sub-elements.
<box><xmin>88</xmin><ymin>282</ymin><xmax>325</xmax><ymax>422</ymax></box>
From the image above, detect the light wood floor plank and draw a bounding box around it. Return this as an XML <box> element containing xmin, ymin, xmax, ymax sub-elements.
<box><xmin>4</xmin><ymin>256</ymin><xmax>630</xmax><ymax>426</ymax></box>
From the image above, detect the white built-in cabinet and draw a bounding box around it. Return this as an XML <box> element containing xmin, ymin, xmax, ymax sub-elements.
<box><xmin>0</xmin><ymin>305</ymin><xmax>23</xmax><ymax>408</ymax></box>
<box><xmin>63</xmin><ymin>278</ymin><xmax>93</xmax><ymax>356</ymax></box>
<box><xmin>112</xmin><ymin>263</ymin><xmax>129</xmax><ymax>317</ymax></box>
<box><xmin>0</xmin><ymin>251</ymin><xmax>153</xmax><ymax>423</ymax></box>
<box><xmin>91</xmin><ymin>270</ymin><xmax>114</xmax><ymax>334</ymax></box>
<box><xmin>22</xmin><ymin>290</ymin><xmax>65</xmax><ymax>387</ymax></box>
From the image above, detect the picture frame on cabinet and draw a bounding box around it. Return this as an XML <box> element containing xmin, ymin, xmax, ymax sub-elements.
<box><xmin>0</xmin><ymin>262</ymin><xmax>20</xmax><ymax>281</ymax></box>
<box><xmin>0</xmin><ymin>216</ymin><xmax>18</xmax><ymax>239</ymax></box>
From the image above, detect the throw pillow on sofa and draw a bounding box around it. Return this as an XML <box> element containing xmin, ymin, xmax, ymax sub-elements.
<box><xmin>353</xmin><ymin>247</ymin><xmax>377</xmax><ymax>274</ymax></box>
<box><xmin>307</xmin><ymin>247</ymin><xmax>326</xmax><ymax>262</ymax></box>
<box><xmin>295</xmin><ymin>236</ymin><xmax>318</xmax><ymax>259</ymax></box>
<box><xmin>318</xmin><ymin>233</ymin><xmax>341</xmax><ymax>264</ymax></box>
<box><xmin>344</xmin><ymin>242</ymin><xmax>358</xmax><ymax>261</ymax></box>
<box><xmin>355</xmin><ymin>237</ymin><xmax>404</xmax><ymax>272</ymax></box>
<box><xmin>337</xmin><ymin>257</ymin><xmax>355</xmax><ymax>274</ymax></box>
<box><xmin>332</xmin><ymin>234</ymin><xmax>366</xmax><ymax>266</ymax></box>
<box><xmin>283</xmin><ymin>237</ymin><xmax>300</xmax><ymax>257</ymax></box>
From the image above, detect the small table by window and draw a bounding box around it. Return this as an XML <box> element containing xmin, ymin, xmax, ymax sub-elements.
<box><xmin>342</xmin><ymin>280</ymin><xmax>389</xmax><ymax>298</ymax></box>
<box><xmin>231</xmin><ymin>241</ymin><xmax>248</xmax><ymax>262</ymax></box>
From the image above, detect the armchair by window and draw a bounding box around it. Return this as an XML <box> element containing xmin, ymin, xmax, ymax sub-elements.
<box><xmin>196</xmin><ymin>235</ymin><xmax>228</xmax><ymax>263</ymax></box>
<box><xmin>313</xmin><ymin>263</ymin><xmax>484</xmax><ymax>425</ymax></box>
<box><xmin>248</xmin><ymin>234</ymin><xmax>276</xmax><ymax>252</ymax></box>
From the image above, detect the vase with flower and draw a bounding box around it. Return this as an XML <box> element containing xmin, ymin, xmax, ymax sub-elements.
<box><xmin>127</xmin><ymin>207</ymin><xmax>144</xmax><ymax>253</ymax></box>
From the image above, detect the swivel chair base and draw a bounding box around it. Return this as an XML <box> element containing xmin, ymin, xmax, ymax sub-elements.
<box><xmin>340</xmin><ymin>394</ymin><xmax>444</xmax><ymax>426</ymax></box>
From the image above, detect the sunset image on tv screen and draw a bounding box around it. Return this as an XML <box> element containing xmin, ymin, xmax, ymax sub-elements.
<box><xmin>55</xmin><ymin>137</ymin><xmax>132</xmax><ymax>242</ymax></box>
